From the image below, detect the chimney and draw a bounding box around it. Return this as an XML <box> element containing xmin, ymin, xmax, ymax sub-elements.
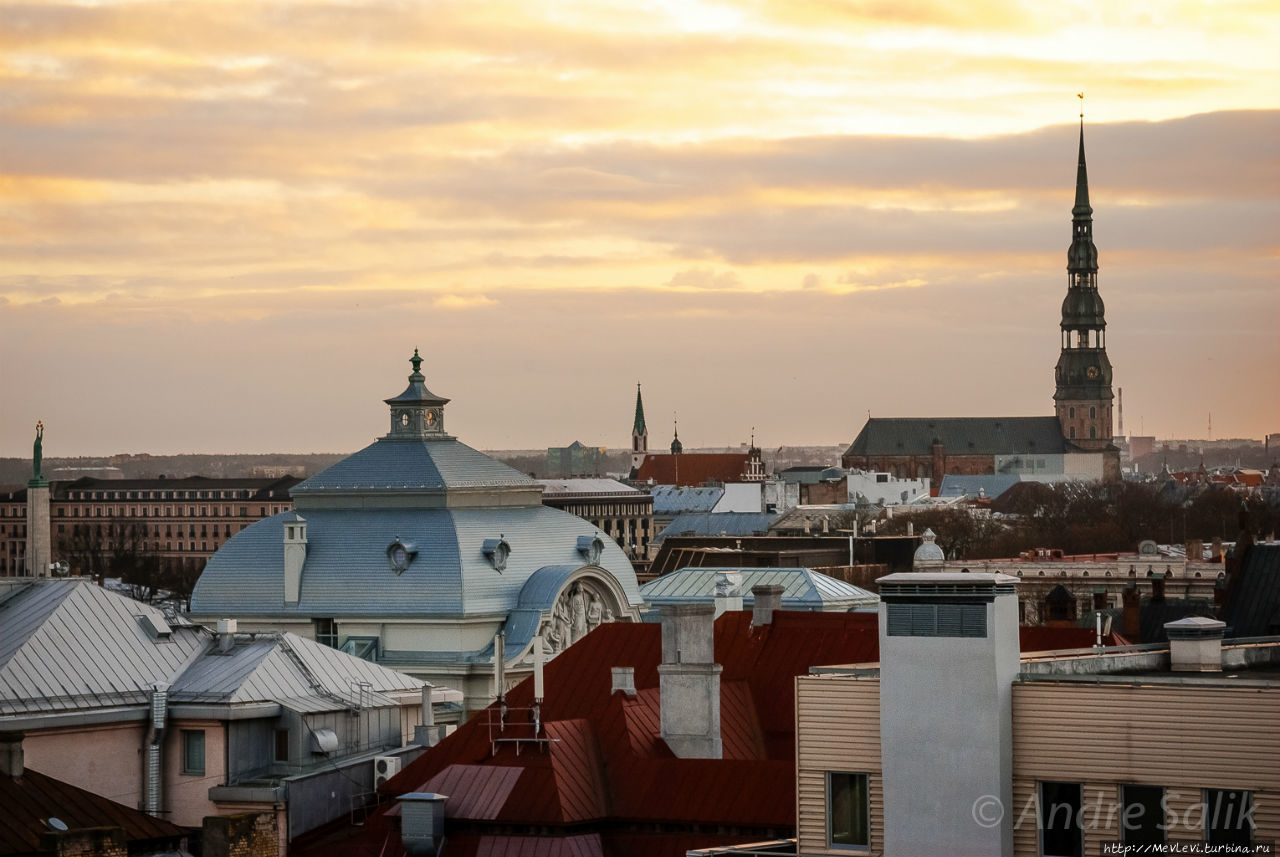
<box><xmin>658</xmin><ymin>604</ymin><xmax>722</xmax><ymax>759</ymax></box>
<box><xmin>283</xmin><ymin>515</ymin><xmax>307</xmax><ymax>604</ymax></box>
<box><xmin>713</xmin><ymin>570</ymin><xmax>743</xmax><ymax>618</ymax></box>
<box><xmin>0</xmin><ymin>731</ymin><xmax>23</xmax><ymax>778</ymax></box>
<box><xmin>398</xmin><ymin>792</ymin><xmax>448</xmax><ymax>857</ymax></box>
<box><xmin>876</xmin><ymin>572</ymin><xmax>1020</xmax><ymax>856</ymax></box>
<box><xmin>1165</xmin><ymin>617</ymin><xmax>1226</xmax><ymax>672</ymax></box>
<box><xmin>1122</xmin><ymin>584</ymin><xmax>1140</xmax><ymax>639</ymax></box>
<box><xmin>216</xmin><ymin>618</ymin><xmax>237</xmax><ymax>653</ymax></box>
<box><xmin>751</xmin><ymin>584</ymin><xmax>783</xmax><ymax>626</ymax></box>
<box><xmin>414</xmin><ymin>685</ymin><xmax>444</xmax><ymax>747</ymax></box>
<box><xmin>611</xmin><ymin>666</ymin><xmax>637</xmax><ymax>696</ymax></box>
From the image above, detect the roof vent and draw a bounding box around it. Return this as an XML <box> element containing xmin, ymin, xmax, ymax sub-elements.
<box><xmin>399</xmin><ymin>792</ymin><xmax>448</xmax><ymax>857</ymax></box>
<box><xmin>138</xmin><ymin>614</ymin><xmax>171</xmax><ymax>640</ymax></box>
<box><xmin>310</xmin><ymin>728</ymin><xmax>339</xmax><ymax>755</ymax></box>
<box><xmin>1165</xmin><ymin>617</ymin><xmax>1226</xmax><ymax>672</ymax></box>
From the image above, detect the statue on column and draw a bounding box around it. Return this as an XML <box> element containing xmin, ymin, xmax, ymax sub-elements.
<box><xmin>33</xmin><ymin>421</ymin><xmax>44</xmax><ymax>480</ymax></box>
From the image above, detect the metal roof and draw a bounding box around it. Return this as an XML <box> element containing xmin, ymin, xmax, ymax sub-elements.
<box><xmin>293</xmin><ymin>438</ymin><xmax>535</xmax><ymax>494</ymax></box>
<box><xmin>0</xmin><ymin>579</ymin><xmax>422</xmax><ymax>721</ymax></box>
<box><xmin>191</xmin><ymin>506</ymin><xmax>642</xmax><ymax>619</ymax></box>
<box><xmin>844</xmin><ymin>416</ymin><xmax>1066</xmax><ymax>458</ymax></box>
<box><xmin>640</xmin><ymin>567</ymin><xmax>879</xmax><ymax>611</ymax></box>
<box><xmin>657</xmin><ymin>512</ymin><xmax>775</xmax><ymax>539</ymax></box>
<box><xmin>937</xmin><ymin>473</ymin><xmax>1024</xmax><ymax>500</ymax></box>
<box><xmin>651</xmin><ymin>485</ymin><xmax>723</xmax><ymax>514</ymax></box>
<box><xmin>536</xmin><ymin>478</ymin><xmax>641</xmax><ymax>497</ymax></box>
<box><xmin>1225</xmin><ymin>544</ymin><xmax>1280</xmax><ymax>637</ymax></box>
<box><xmin>0</xmin><ymin>768</ymin><xmax>187</xmax><ymax>855</ymax></box>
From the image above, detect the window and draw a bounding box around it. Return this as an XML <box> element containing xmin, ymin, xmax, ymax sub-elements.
<box><xmin>1089</xmin><ymin>406</ymin><xmax>1096</xmax><ymax>419</ymax></box>
<box><xmin>1039</xmin><ymin>781</ymin><xmax>1082</xmax><ymax>857</ymax></box>
<box><xmin>1069</xmin><ymin>407</ymin><xmax>1075</xmax><ymax>419</ymax></box>
<box><xmin>181</xmin><ymin>730</ymin><xmax>205</xmax><ymax>775</ymax></box>
<box><xmin>1205</xmin><ymin>789</ymin><xmax>1252</xmax><ymax>845</ymax></box>
<box><xmin>1122</xmin><ymin>785</ymin><xmax>1165</xmax><ymax>846</ymax></box>
<box><xmin>828</xmin><ymin>772</ymin><xmax>869</xmax><ymax>849</ymax></box>
<box><xmin>274</xmin><ymin>729</ymin><xmax>290</xmax><ymax>763</ymax></box>
<box><xmin>314</xmin><ymin>618</ymin><xmax>338</xmax><ymax>648</ymax></box>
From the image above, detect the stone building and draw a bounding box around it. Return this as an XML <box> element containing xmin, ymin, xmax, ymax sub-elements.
<box><xmin>843</xmin><ymin>122</ymin><xmax>1120</xmax><ymax>486</ymax></box>
<box><xmin>189</xmin><ymin>352</ymin><xmax>645</xmax><ymax>712</ymax></box>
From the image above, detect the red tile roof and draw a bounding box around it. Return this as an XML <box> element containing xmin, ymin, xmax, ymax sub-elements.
<box><xmin>634</xmin><ymin>453</ymin><xmax>753</xmax><ymax>487</ymax></box>
<box><xmin>0</xmin><ymin>768</ymin><xmax>187</xmax><ymax>856</ymax></box>
<box><xmin>296</xmin><ymin>610</ymin><xmax>1116</xmax><ymax>857</ymax></box>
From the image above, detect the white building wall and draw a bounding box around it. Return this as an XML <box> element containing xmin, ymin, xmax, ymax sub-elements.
<box><xmin>845</xmin><ymin>471</ymin><xmax>930</xmax><ymax>506</ymax></box>
<box><xmin>712</xmin><ymin>482</ymin><xmax>763</xmax><ymax>513</ymax></box>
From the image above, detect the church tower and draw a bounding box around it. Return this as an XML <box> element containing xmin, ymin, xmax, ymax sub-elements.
<box><xmin>1054</xmin><ymin>119</ymin><xmax>1114</xmax><ymax>452</ymax></box>
<box><xmin>631</xmin><ymin>383</ymin><xmax>648</xmax><ymax>471</ymax></box>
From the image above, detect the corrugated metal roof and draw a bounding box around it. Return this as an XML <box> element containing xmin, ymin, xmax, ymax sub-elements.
<box><xmin>191</xmin><ymin>506</ymin><xmax>642</xmax><ymax>619</ymax></box>
<box><xmin>1</xmin><ymin>579</ymin><xmax>422</xmax><ymax>720</ymax></box>
<box><xmin>293</xmin><ymin>438</ymin><xmax>535</xmax><ymax>494</ymax></box>
<box><xmin>657</xmin><ymin>512</ymin><xmax>775</xmax><ymax>539</ymax></box>
<box><xmin>845</xmin><ymin>416</ymin><xmax>1066</xmax><ymax>457</ymax></box>
<box><xmin>651</xmin><ymin>486</ymin><xmax>723</xmax><ymax>514</ymax></box>
<box><xmin>640</xmin><ymin>567</ymin><xmax>877</xmax><ymax>611</ymax></box>
<box><xmin>0</xmin><ymin>768</ymin><xmax>187</xmax><ymax>855</ymax></box>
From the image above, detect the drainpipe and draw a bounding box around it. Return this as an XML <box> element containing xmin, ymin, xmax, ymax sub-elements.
<box><xmin>144</xmin><ymin>682</ymin><xmax>169</xmax><ymax>816</ymax></box>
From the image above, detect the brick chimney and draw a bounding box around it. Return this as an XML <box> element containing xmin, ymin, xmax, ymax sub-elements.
<box><xmin>658</xmin><ymin>604</ymin><xmax>722</xmax><ymax>759</ymax></box>
<box><xmin>1122</xmin><ymin>585</ymin><xmax>1140</xmax><ymax>640</ymax></box>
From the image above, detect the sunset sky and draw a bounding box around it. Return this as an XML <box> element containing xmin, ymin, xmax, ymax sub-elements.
<box><xmin>2</xmin><ymin>0</ymin><xmax>1277</xmax><ymax>458</ymax></box>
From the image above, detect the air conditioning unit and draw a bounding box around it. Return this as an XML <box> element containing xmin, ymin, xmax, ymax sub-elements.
<box><xmin>373</xmin><ymin>755</ymin><xmax>401</xmax><ymax>789</ymax></box>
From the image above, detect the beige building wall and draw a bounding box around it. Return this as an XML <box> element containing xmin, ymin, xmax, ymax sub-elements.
<box><xmin>796</xmin><ymin>673</ymin><xmax>883</xmax><ymax>856</ymax></box>
<box><xmin>24</xmin><ymin>722</ymin><xmax>147</xmax><ymax>807</ymax></box>
<box><xmin>166</xmin><ymin>718</ymin><xmax>228</xmax><ymax>827</ymax></box>
<box><xmin>1012</xmin><ymin>680</ymin><xmax>1280</xmax><ymax>853</ymax></box>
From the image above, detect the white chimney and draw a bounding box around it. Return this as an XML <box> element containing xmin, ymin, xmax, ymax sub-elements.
<box><xmin>216</xmin><ymin>618</ymin><xmax>237</xmax><ymax>653</ymax></box>
<box><xmin>751</xmin><ymin>584</ymin><xmax>783</xmax><ymax>626</ymax></box>
<box><xmin>1165</xmin><ymin>616</ymin><xmax>1226</xmax><ymax>672</ymax></box>
<box><xmin>658</xmin><ymin>604</ymin><xmax>722</xmax><ymax>759</ymax></box>
<box><xmin>611</xmin><ymin>666</ymin><xmax>637</xmax><ymax>696</ymax></box>
<box><xmin>713</xmin><ymin>570</ymin><xmax>743</xmax><ymax>618</ymax></box>
<box><xmin>283</xmin><ymin>515</ymin><xmax>307</xmax><ymax>605</ymax></box>
<box><xmin>877</xmin><ymin>572</ymin><xmax>1020</xmax><ymax>857</ymax></box>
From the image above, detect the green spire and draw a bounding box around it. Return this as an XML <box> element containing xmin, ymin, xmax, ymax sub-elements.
<box><xmin>409</xmin><ymin>348</ymin><xmax>424</xmax><ymax>379</ymax></box>
<box><xmin>1073</xmin><ymin>121</ymin><xmax>1092</xmax><ymax>217</ymax></box>
<box><xmin>633</xmin><ymin>383</ymin><xmax>647</xmax><ymax>436</ymax></box>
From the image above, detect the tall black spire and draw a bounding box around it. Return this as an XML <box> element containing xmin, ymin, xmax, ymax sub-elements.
<box><xmin>1055</xmin><ymin>111</ymin><xmax>1114</xmax><ymax>454</ymax></box>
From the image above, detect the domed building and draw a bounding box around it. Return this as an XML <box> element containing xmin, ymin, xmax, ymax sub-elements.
<box><xmin>190</xmin><ymin>352</ymin><xmax>643</xmax><ymax>711</ymax></box>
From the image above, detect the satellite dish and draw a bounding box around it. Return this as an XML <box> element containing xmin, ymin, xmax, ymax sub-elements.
<box><xmin>46</xmin><ymin>818</ymin><xmax>69</xmax><ymax>831</ymax></box>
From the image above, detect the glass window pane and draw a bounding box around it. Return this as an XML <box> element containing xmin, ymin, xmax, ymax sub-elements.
<box><xmin>182</xmin><ymin>730</ymin><xmax>205</xmax><ymax>775</ymax></box>
<box><xmin>1122</xmin><ymin>785</ymin><xmax>1164</xmax><ymax>846</ymax></box>
<box><xmin>829</xmin><ymin>772</ymin><xmax>869</xmax><ymax>848</ymax></box>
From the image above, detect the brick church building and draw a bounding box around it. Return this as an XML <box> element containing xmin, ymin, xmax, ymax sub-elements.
<box><xmin>842</xmin><ymin>121</ymin><xmax>1121</xmax><ymax>488</ymax></box>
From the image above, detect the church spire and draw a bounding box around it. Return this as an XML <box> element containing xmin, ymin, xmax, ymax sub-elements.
<box><xmin>633</xmin><ymin>383</ymin><xmax>647</xmax><ymax>436</ymax></box>
<box><xmin>630</xmin><ymin>383</ymin><xmax>649</xmax><ymax>472</ymax></box>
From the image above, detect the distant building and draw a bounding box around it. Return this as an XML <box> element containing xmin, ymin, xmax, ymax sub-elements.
<box><xmin>842</xmin><ymin>123</ymin><xmax>1120</xmax><ymax>486</ymax></box>
<box><xmin>0</xmin><ymin>474</ymin><xmax>298</xmax><ymax>579</ymax></box>
<box><xmin>544</xmin><ymin>440</ymin><xmax>607</xmax><ymax>477</ymax></box>
<box><xmin>536</xmin><ymin>477</ymin><xmax>654</xmax><ymax>561</ymax></box>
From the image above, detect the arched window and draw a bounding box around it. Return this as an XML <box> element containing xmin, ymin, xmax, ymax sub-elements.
<box><xmin>1070</xmin><ymin>427</ymin><xmax>1076</xmax><ymax>439</ymax></box>
<box><xmin>1090</xmin><ymin>406</ymin><xmax>1096</xmax><ymax>419</ymax></box>
<box><xmin>1069</xmin><ymin>407</ymin><xmax>1075</xmax><ymax>419</ymax></box>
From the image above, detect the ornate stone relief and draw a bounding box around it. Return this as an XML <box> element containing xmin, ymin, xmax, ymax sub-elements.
<box><xmin>538</xmin><ymin>576</ymin><xmax>617</xmax><ymax>656</ymax></box>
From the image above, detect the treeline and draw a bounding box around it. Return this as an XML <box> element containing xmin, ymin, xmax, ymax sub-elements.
<box><xmin>875</xmin><ymin>482</ymin><xmax>1278</xmax><ymax>561</ymax></box>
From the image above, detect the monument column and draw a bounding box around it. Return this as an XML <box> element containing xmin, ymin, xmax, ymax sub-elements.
<box><xmin>26</xmin><ymin>422</ymin><xmax>51</xmax><ymax>578</ymax></box>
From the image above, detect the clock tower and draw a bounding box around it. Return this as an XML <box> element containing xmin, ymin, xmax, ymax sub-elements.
<box><xmin>1054</xmin><ymin>120</ymin><xmax>1113</xmax><ymax>452</ymax></box>
<box><xmin>385</xmin><ymin>348</ymin><xmax>451</xmax><ymax>440</ymax></box>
